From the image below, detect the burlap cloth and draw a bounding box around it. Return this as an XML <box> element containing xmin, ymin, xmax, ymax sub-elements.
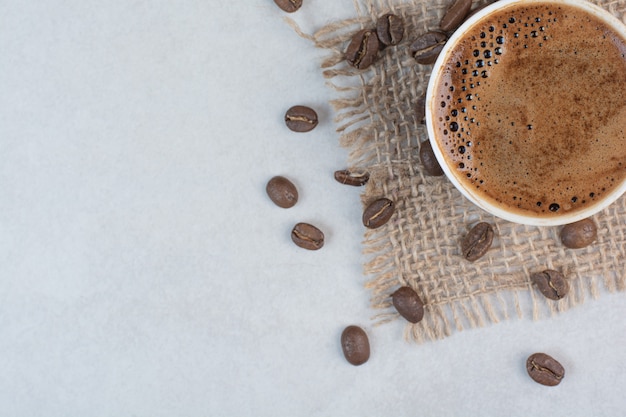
<box><xmin>291</xmin><ymin>0</ymin><xmax>626</xmax><ymax>343</ymax></box>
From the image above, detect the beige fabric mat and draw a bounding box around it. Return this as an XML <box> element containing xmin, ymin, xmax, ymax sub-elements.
<box><xmin>293</xmin><ymin>0</ymin><xmax>626</xmax><ymax>342</ymax></box>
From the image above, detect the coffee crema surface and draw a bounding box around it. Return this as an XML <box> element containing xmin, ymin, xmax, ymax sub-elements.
<box><xmin>432</xmin><ymin>2</ymin><xmax>626</xmax><ymax>217</ymax></box>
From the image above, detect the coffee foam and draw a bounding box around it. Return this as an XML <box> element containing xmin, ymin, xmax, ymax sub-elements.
<box><xmin>433</xmin><ymin>2</ymin><xmax>626</xmax><ymax>217</ymax></box>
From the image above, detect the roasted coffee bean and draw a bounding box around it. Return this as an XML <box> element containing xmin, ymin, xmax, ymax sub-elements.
<box><xmin>266</xmin><ymin>176</ymin><xmax>298</xmax><ymax>208</ymax></box>
<box><xmin>284</xmin><ymin>105</ymin><xmax>318</xmax><ymax>132</ymax></box>
<box><xmin>334</xmin><ymin>169</ymin><xmax>370</xmax><ymax>186</ymax></box>
<box><xmin>392</xmin><ymin>286</ymin><xmax>425</xmax><ymax>323</ymax></box>
<box><xmin>291</xmin><ymin>223</ymin><xmax>324</xmax><ymax>250</ymax></box>
<box><xmin>526</xmin><ymin>353</ymin><xmax>565</xmax><ymax>386</ymax></box>
<box><xmin>461</xmin><ymin>222</ymin><xmax>494</xmax><ymax>261</ymax></box>
<box><xmin>376</xmin><ymin>13</ymin><xmax>404</xmax><ymax>46</ymax></box>
<box><xmin>530</xmin><ymin>269</ymin><xmax>569</xmax><ymax>300</ymax></box>
<box><xmin>440</xmin><ymin>0</ymin><xmax>473</xmax><ymax>32</ymax></box>
<box><xmin>410</xmin><ymin>31</ymin><xmax>448</xmax><ymax>65</ymax></box>
<box><xmin>341</xmin><ymin>325</ymin><xmax>370</xmax><ymax>366</ymax></box>
<box><xmin>362</xmin><ymin>198</ymin><xmax>395</xmax><ymax>229</ymax></box>
<box><xmin>273</xmin><ymin>0</ymin><xmax>302</xmax><ymax>13</ymax></box>
<box><xmin>560</xmin><ymin>218</ymin><xmax>597</xmax><ymax>249</ymax></box>
<box><xmin>419</xmin><ymin>140</ymin><xmax>445</xmax><ymax>176</ymax></box>
<box><xmin>415</xmin><ymin>92</ymin><xmax>427</xmax><ymax>124</ymax></box>
<box><xmin>345</xmin><ymin>29</ymin><xmax>381</xmax><ymax>70</ymax></box>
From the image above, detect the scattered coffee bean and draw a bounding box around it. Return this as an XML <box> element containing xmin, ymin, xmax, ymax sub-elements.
<box><xmin>530</xmin><ymin>269</ymin><xmax>569</xmax><ymax>300</ymax></box>
<box><xmin>291</xmin><ymin>222</ymin><xmax>324</xmax><ymax>250</ymax></box>
<box><xmin>266</xmin><ymin>176</ymin><xmax>298</xmax><ymax>208</ymax></box>
<box><xmin>376</xmin><ymin>13</ymin><xmax>404</xmax><ymax>46</ymax></box>
<box><xmin>362</xmin><ymin>198</ymin><xmax>395</xmax><ymax>229</ymax></box>
<box><xmin>419</xmin><ymin>140</ymin><xmax>445</xmax><ymax>176</ymax></box>
<box><xmin>341</xmin><ymin>325</ymin><xmax>370</xmax><ymax>366</ymax></box>
<box><xmin>334</xmin><ymin>169</ymin><xmax>370</xmax><ymax>186</ymax></box>
<box><xmin>410</xmin><ymin>31</ymin><xmax>448</xmax><ymax>65</ymax></box>
<box><xmin>392</xmin><ymin>286</ymin><xmax>425</xmax><ymax>323</ymax></box>
<box><xmin>440</xmin><ymin>0</ymin><xmax>473</xmax><ymax>32</ymax></box>
<box><xmin>526</xmin><ymin>353</ymin><xmax>565</xmax><ymax>386</ymax></box>
<box><xmin>345</xmin><ymin>29</ymin><xmax>381</xmax><ymax>70</ymax></box>
<box><xmin>285</xmin><ymin>105</ymin><xmax>318</xmax><ymax>132</ymax></box>
<box><xmin>273</xmin><ymin>0</ymin><xmax>302</xmax><ymax>13</ymax></box>
<box><xmin>560</xmin><ymin>218</ymin><xmax>597</xmax><ymax>249</ymax></box>
<box><xmin>415</xmin><ymin>92</ymin><xmax>427</xmax><ymax>124</ymax></box>
<box><xmin>461</xmin><ymin>222</ymin><xmax>494</xmax><ymax>261</ymax></box>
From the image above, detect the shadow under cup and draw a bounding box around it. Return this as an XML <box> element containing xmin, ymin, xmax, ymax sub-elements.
<box><xmin>425</xmin><ymin>0</ymin><xmax>626</xmax><ymax>226</ymax></box>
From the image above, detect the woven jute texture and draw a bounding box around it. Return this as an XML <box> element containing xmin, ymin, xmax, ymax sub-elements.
<box><xmin>294</xmin><ymin>0</ymin><xmax>626</xmax><ymax>343</ymax></box>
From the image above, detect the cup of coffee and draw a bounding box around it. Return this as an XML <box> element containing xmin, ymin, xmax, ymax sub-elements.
<box><xmin>425</xmin><ymin>0</ymin><xmax>626</xmax><ymax>226</ymax></box>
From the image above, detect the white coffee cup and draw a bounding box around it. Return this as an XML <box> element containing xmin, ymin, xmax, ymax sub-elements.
<box><xmin>425</xmin><ymin>0</ymin><xmax>626</xmax><ymax>226</ymax></box>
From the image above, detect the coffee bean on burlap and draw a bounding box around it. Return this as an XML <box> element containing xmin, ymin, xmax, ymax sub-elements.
<box><xmin>440</xmin><ymin>0</ymin><xmax>473</xmax><ymax>32</ymax></box>
<box><xmin>419</xmin><ymin>140</ymin><xmax>445</xmax><ymax>176</ymax></box>
<box><xmin>376</xmin><ymin>14</ymin><xmax>404</xmax><ymax>46</ymax></box>
<box><xmin>345</xmin><ymin>29</ymin><xmax>381</xmax><ymax>70</ymax></box>
<box><xmin>560</xmin><ymin>218</ymin><xmax>597</xmax><ymax>249</ymax></box>
<box><xmin>410</xmin><ymin>31</ymin><xmax>448</xmax><ymax>65</ymax></box>
<box><xmin>530</xmin><ymin>269</ymin><xmax>569</xmax><ymax>300</ymax></box>
<box><xmin>362</xmin><ymin>198</ymin><xmax>395</xmax><ymax>229</ymax></box>
<box><xmin>392</xmin><ymin>286</ymin><xmax>425</xmax><ymax>323</ymax></box>
<box><xmin>460</xmin><ymin>222</ymin><xmax>494</xmax><ymax>261</ymax></box>
<box><xmin>334</xmin><ymin>169</ymin><xmax>370</xmax><ymax>186</ymax></box>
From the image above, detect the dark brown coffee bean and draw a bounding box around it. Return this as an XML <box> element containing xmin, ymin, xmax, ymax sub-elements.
<box><xmin>392</xmin><ymin>286</ymin><xmax>425</xmax><ymax>323</ymax></box>
<box><xmin>419</xmin><ymin>140</ymin><xmax>445</xmax><ymax>176</ymax></box>
<box><xmin>440</xmin><ymin>0</ymin><xmax>473</xmax><ymax>32</ymax></box>
<box><xmin>273</xmin><ymin>0</ymin><xmax>302</xmax><ymax>13</ymax></box>
<box><xmin>410</xmin><ymin>31</ymin><xmax>448</xmax><ymax>65</ymax></box>
<box><xmin>345</xmin><ymin>29</ymin><xmax>380</xmax><ymax>70</ymax></box>
<box><xmin>341</xmin><ymin>325</ymin><xmax>370</xmax><ymax>366</ymax></box>
<box><xmin>334</xmin><ymin>169</ymin><xmax>370</xmax><ymax>186</ymax></box>
<box><xmin>291</xmin><ymin>223</ymin><xmax>324</xmax><ymax>250</ymax></box>
<box><xmin>560</xmin><ymin>218</ymin><xmax>597</xmax><ymax>249</ymax></box>
<box><xmin>526</xmin><ymin>353</ymin><xmax>565</xmax><ymax>386</ymax></box>
<box><xmin>284</xmin><ymin>105</ymin><xmax>318</xmax><ymax>133</ymax></box>
<box><xmin>376</xmin><ymin>14</ymin><xmax>404</xmax><ymax>46</ymax></box>
<box><xmin>530</xmin><ymin>269</ymin><xmax>569</xmax><ymax>300</ymax></box>
<box><xmin>415</xmin><ymin>92</ymin><xmax>427</xmax><ymax>124</ymax></box>
<box><xmin>362</xmin><ymin>198</ymin><xmax>395</xmax><ymax>229</ymax></box>
<box><xmin>266</xmin><ymin>176</ymin><xmax>298</xmax><ymax>208</ymax></box>
<box><xmin>461</xmin><ymin>222</ymin><xmax>494</xmax><ymax>261</ymax></box>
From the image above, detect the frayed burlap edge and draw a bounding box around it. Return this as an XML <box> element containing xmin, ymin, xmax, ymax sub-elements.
<box><xmin>289</xmin><ymin>0</ymin><xmax>626</xmax><ymax>343</ymax></box>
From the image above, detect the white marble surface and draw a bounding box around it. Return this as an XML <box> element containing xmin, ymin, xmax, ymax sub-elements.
<box><xmin>1</xmin><ymin>1</ymin><xmax>625</xmax><ymax>416</ymax></box>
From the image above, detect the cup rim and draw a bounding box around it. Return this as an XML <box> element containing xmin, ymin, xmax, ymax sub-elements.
<box><xmin>425</xmin><ymin>0</ymin><xmax>626</xmax><ymax>226</ymax></box>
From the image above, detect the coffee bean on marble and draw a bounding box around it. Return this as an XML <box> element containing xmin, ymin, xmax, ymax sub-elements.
<box><xmin>291</xmin><ymin>222</ymin><xmax>324</xmax><ymax>250</ymax></box>
<box><xmin>392</xmin><ymin>286</ymin><xmax>425</xmax><ymax>323</ymax></box>
<box><xmin>420</xmin><ymin>140</ymin><xmax>445</xmax><ymax>176</ymax></box>
<box><xmin>284</xmin><ymin>105</ymin><xmax>318</xmax><ymax>132</ymax></box>
<box><xmin>334</xmin><ymin>169</ymin><xmax>370</xmax><ymax>186</ymax></box>
<box><xmin>266</xmin><ymin>176</ymin><xmax>298</xmax><ymax>208</ymax></box>
<box><xmin>345</xmin><ymin>29</ymin><xmax>381</xmax><ymax>70</ymax></box>
<box><xmin>526</xmin><ymin>353</ymin><xmax>565</xmax><ymax>386</ymax></box>
<box><xmin>410</xmin><ymin>31</ymin><xmax>448</xmax><ymax>65</ymax></box>
<box><xmin>341</xmin><ymin>325</ymin><xmax>370</xmax><ymax>366</ymax></box>
<box><xmin>362</xmin><ymin>198</ymin><xmax>395</xmax><ymax>229</ymax></box>
<box><xmin>530</xmin><ymin>269</ymin><xmax>569</xmax><ymax>300</ymax></box>
<box><xmin>440</xmin><ymin>0</ymin><xmax>473</xmax><ymax>32</ymax></box>
<box><xmin>273</xmin><ymin>0</ymin><xmax>302</xmax><ymax>13</ymax></box>
<box><xmin>376</xmin><ymin>13</ymin><xmax>404</xmax><ymax>46</ymax></box>
<box><xmin>560</xmin><ymin>218</ymin><xmax>597</xmax><ymax>249</ymax></box>
<box><xmin>461</xmin><ymin>222</ymin><xmax>494</xmax><ymax>261</ymax></box>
